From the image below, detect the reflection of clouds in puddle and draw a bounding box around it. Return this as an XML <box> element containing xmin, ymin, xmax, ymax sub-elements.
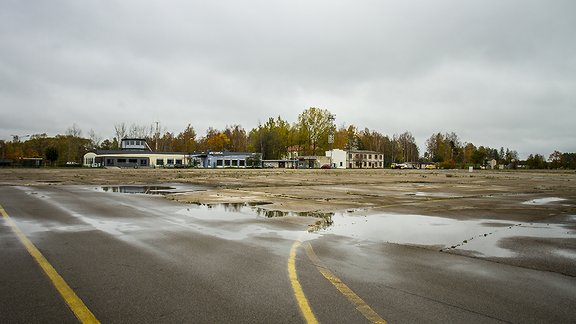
<box><xmin>318</xmin><ymin>213</ymin><xmax>575</xmax><ymax>258</ymax></box>
<box><xmin>97</xmin><ymin>184</ymin><xmax>206</xmax><ymax>195</ymax></box>
<box><xmin>554</xmin><ymin>249</ymin><xmax>576</xmax><ymax>259</ymax></box>
<box><xmin>171</xmin><ymin>204</ymin><xmax>322</xmax><ymax>241</ymax></box>
<box><xmin>522</xmin><ymin>197</ymin><xmax>566</xmax><ymax>205</ymax></box>
<box><xmin>408</xmin><ymin>192</ymin><xmax>464</xmax><ymax>198</ymax></box>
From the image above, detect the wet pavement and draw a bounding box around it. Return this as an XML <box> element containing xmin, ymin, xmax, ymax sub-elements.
<box><xmin>85</xmin><ymin>185</ymin><xmax>576</xmax><ymax>266</ymax></box>
<box><xmin>2</xmin><ymin>183</ymin><xmax>576</xmax><ymax>323</ymax></box>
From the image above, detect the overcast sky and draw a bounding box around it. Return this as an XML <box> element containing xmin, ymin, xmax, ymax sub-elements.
<box><xmin>1</xmin><ymin>0</ymin><xmax>574</xmax><ymax>158</ymax></box>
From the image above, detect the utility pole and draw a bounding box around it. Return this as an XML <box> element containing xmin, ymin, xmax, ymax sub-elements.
<box><xmin>328</xmin><ymin>114</ymin><xmax>335</xmax><ymax>168</ymax></box>
<box><xmin>154</xmin><ymin>121</ymin><xmax>159</xmax><ymax>152</ymax></box>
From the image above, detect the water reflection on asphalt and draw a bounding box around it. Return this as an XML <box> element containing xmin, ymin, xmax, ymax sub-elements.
<box><xmin>98</xmin><ymin>184</ymin><xmax>205</xmax><ymax>195</ymax></box>
<box><xmin>175</xmin><ymin>203</ymin><xmax>574</xmax><ymax>259</ymax></box>
<box><xmin>87</xmin><ymin>187</ymin><xmax>576</xmax><ymax>259</ymax></box>
<box><xmin>320</xmin><ymin>212</ymin><xmax>575</xmax><ymax>258</ymax></box>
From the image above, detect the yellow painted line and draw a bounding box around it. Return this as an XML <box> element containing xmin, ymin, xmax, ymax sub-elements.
<box><xmin>0</xmin><ymin>205</ymin><xmax>100</xmax><ymax>324</ymax></box>
<box><xmin>304</xmin><ymin>242</ymin><xmax>387</xmax><ymax>324</ymax></box>
<box><xmin>288</xmin><ymin>241</ymin><xmax>318</xmax><ymax>324</ymax></box>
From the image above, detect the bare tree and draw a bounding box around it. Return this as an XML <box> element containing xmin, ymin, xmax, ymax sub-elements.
<box><xmin>128</xmin><ymin>123</ymin><xmax>148</xmax><ymax>138</ymax></box>
<box><xmin>88</xmin><ymin>129</ymin><xmax>102</xmax><ymax>150</ymax></box>
<box><xmin>114</xmin><ymin>123</ymin><xmax>127</xmax><ymax>142</ymax></box>
<box><xmin>66</xmin><ymin>123</ymin><xmax>82</xmax><ymax>137</ymax></box>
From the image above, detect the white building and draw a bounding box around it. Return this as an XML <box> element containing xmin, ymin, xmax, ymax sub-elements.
<box><xmin>83</xmin><ymin>138</ymin><xmax>261</xmax><ymax>168</ymax></box>
<box><xmin>325</xmin><ymin>149</ymin><xmax>384</xmax><ymax>169</ymax></box>
<box><xmin>326</xmin><ymin>149</ymin><xmax>347</xmax><ymax>168</ymax></box>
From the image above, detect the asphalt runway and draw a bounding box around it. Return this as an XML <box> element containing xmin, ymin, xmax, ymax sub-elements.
<box><xmin>1</xmin><ymin>184</ymin><xmax>575</xmax><ymax>323</ymax></box>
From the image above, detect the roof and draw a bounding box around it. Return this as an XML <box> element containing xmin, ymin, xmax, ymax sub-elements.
<box><xmin>194</xmin><ymin>152</ymin><xmax>260</xmax><ymax>157</ymax></box>
<box><xmin>348</xmin><ymin>150</ymin><xmax>381</xmax><ymax>154</ymax></box>
<box><xmin>87</xmin><ymin>150</ymin><xmax>261</xmax><ymax>157</ymax></box>
<box><xmin>93</xmin><ymin>150</ymin><xmax>187</xmax><ymax>155</ymax></box>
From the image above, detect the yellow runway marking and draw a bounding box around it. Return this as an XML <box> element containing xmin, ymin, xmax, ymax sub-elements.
<box><xmin>288</xmin><ymin>241</ymin><xmax>319</xmax><ymax>324</ymax></box>
<box><xmin>0</xmin><ymin>205</ymin><xmax>100</xmax><ymax>324</ymax></box>
<box><xmin>304</xmin><ymin>242</ymin><xmax>387</xmax><ymax>324</ymax></box>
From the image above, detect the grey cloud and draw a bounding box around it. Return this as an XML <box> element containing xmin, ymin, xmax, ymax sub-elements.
<box><xmin>1</xmin><ymin>0</ymin><xmax>575</xmax><ymax>157</ymax></box>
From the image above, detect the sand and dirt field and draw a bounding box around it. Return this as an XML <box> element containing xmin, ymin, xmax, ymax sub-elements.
<box><xmin>2</xmin><ymin>167</ymin><xmax>574</xmax><ymax>218</ymax></box>
<box><xmin>2</xmin><ymin>167</ymin><xmax>575</xmax><ymax>275</ymax></box>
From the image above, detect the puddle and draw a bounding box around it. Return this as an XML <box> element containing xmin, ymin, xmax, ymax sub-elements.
<box><xmin>22</xmin><ymin>185</ymin><xmax>574</xmax><ymax>260</ymax></box>
<box><xmin>317</xmin><ymin>212</ymin><xmax>575</xmax><ymax>258</ymax></box>
<box><xmin>98</xmin><ymin>185</ymin><xmax>202</xmax><ymax>195</ymax></box>
<box><xmin>522</xmin><ymin>197</ymin><xmax>567</xmax><ymax>205</ymax></box>
<box><xmin>170</xmin><ymin>203</ymin><xmax>321</xmax><ymax>241</ymax></box>
<box><xmin>405</xmin><ymin>192</ymin><xmax>465</xmax><ymax>199</ymax></box>
<box><xmin>177</xmin><ymin>203</ymin><xmax>333</xmax><ymax>224</ymax></box>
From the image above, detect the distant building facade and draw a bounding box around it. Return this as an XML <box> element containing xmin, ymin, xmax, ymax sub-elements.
<box><xmin>83</xmin><ymin>138</ymin><xmax>261</xmax><ymax>168</ymax></box>
<box><xmin>326</xmin><ymin>149</ymin><xmax>384</xmax><ymax>169</ymax></box>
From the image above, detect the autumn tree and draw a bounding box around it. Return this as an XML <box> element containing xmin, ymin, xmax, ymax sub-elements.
<box><xmin>63</xmin><ymin>124</ymin><xmax>90</xmax><ymax>163</ymax></box>
<box><xmin>100</xmin><ymin>139</ymin><xmax>115</xmax><ymax>150</ymax></box>
<box><xmin>425</xmin><ymin>132</ymin><xmax>462</xmax><ymax>166</ymax></box>
<box><xmin>249</xmin><ymin>117</ymin><xmax>293</xmax><ymax>159</ymax></box>
<box><xmin>561</xmin><ymin>153</ymin><xmax>576</xmax><ymax>169</ymax></box>
<box><xmin>333</xmin><ymin>125</ymin><xmax>358</xmax><ymax>150</ymax></box>
<box><xmin>224</xmin><ymin>125</ymin><xmax>248</xmax><ymax>152</ymax></box>
<box><xmin>296</xmin><ymin>107</ymin><xmax>336</xmax><ymax>156</ymax></box>
<box><xmin>526</xmin><ymin>154</ymin><xmax>547</xmax><ymax>169</ymax></box>
<box><xmin>207</xmin><ymin>133</ymin><xmax>230</xmax><ymax>151</ymax></box>
<box><xmin>45</xmin><ymin>146</ymin><xmax>59</xmax><ymax>166</ymax></box>
<box><xmin>157</xmin><ymin>132</ymin><xmax>175</xmax><ymax>152</ymax></box>
<box><xmin>26</xmin><ymin>134</ymin><xmax>50</xmax><ymax>158</ymax></box>
<box><xmin>197</xmin><ymin>128</ymin><xmax>231</xmax><ymax>152</ymax></box>
<box><xmin>393</xmin><ymin>131</ymin><xmax>419</xmax><ymax>163</ymax></box>
<box><xmin>173</xmin><ymin>124</ymin><xmax>197</xmax><ymax>152</ymax></box>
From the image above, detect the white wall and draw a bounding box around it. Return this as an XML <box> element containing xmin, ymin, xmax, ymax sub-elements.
<box><xmin>326</xmin><ymin>149</ymin><xmax>347</xmax><ymax>168</ymax></box>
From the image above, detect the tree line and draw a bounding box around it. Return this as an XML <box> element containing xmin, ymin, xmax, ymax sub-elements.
<box><xmin>1</xmin><ymin>107</ymin><xmax>574</xmax><ymax>169</ymax></box>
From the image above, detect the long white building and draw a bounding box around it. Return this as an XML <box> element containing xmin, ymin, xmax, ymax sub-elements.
<box><xmin>83</xmin><ymin>138</ymin><xmax>261</xmax><ymax>168</ymax></box>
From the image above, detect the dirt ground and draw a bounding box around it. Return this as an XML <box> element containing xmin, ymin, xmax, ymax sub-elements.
<box><xmin>2</xmin><ymin>168</ymin><xmax>575</xmax><ymax>220</ymax></box>
<box><xmin>2</xmin><ymin>167</ymin><xmax>575</xmax><ymax>275</ymax></box>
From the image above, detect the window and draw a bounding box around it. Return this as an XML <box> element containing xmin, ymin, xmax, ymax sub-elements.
<box><xmin>239</xmin><ymin>160</ymin><xmax>245</xmax><ymax>167</ymax></box>
<box><xmin>156</xmin><ymin>159</ymin><xmax>164</xmax><ymax>165</ymax></box>
<box><xmin>224</xmin><ymin>159</ymin><xmax>231</xmax><ymax>166</ymax></box>
<box><xmin>107</xmin><ymin>159</ymin><xmax>114</xmax><ymax>165</ymax></box>
<box><xmin>340</xmin><ymin>162</ymin><xmax>343</xmax><ymax>167</ymax></box>
<box><xmin>129</xmin><ymin>159</ymin><xmax>137</xmax><ymax>163</ymax></box>
<box><xmin>369</xmin><ymin>154</ymin><xmax>372</xmax><ymax>159</ymax></box>
<box><xmin>348</xmin><ymin>153</ymin><xmax>353</xmax><ymax>159</ymax></box>
<box><xmin>140</xmin><ymin>159</ymin><xmax>147</xmax><ymax>166</ymax></box>
<box><xmin>118</xmin><ymin>158</ymin><xmax>126</xmax><ymax>163</ymax></box>
<box><xmin>232</xmin><ymin>160</ymin><xmax>238</xmax><ymax>166</ymax></box>
<box><xmin>216</xmin><ymin>159</ymin><xmax>223</xmax><ymax>166</ymax></box>
<box><xmin>167</xmin><ymin>159</ymin><xmax>174</xmax><ymax>165</ymax></box>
